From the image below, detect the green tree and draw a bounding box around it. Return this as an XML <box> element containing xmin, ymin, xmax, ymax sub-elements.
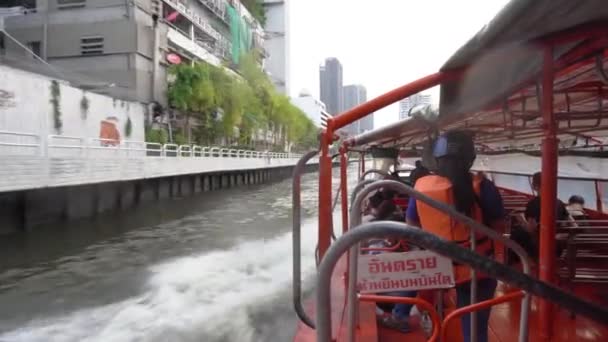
<box><xmin>240</xmin><ymin>0</ymin><xmax>266</xmax><ymax>26</ymax></box>
<box><xmin>166</xmin><ymin>54</ymin><xmax>318</xmax><ymax>151</ymax></box>
<box><xmin>168</xmin><ymin>64</ymin><xmax>217</xmax><ymax>143</ymax></box>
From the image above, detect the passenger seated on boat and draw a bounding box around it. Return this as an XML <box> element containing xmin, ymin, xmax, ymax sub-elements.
<box><xmin>406</xmin><ymin>130</ymin><xmax>506</xmax><ymax>342</ymax></box>
<box><xmin>363</xmin><ymin>189</ymin><xmax>402</xmax><ymax>223</ymax></box>
<box><xmin>513</xmin><ymin>172</ymin><xmax>571</xmax><ymax>259</ymax></box>
<box><xmin>566</xmin><ymin>195</ymin><xmax>588</xmax><ymax>220</ymax></box>
<box><xmin>364</xmin><ymin>194</ymin><xmax>418</xmax><ymax>333</ymax></box>
<box><xmin>525</xmin><ymin>172</ymin><xmax>570</xmax><ymax>228</ymax></box>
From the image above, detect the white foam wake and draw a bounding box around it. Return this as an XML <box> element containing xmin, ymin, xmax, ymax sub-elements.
<box><xmin>0</xmin><ymin>221</ymin><xmax>319</xmax><ymax>342</ymax></box>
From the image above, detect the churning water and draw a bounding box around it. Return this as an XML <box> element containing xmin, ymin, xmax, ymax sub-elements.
<box><xmin>0</xmin><ymin>167</ymin><xmax>351</xmax><ymax>342</ymax></box>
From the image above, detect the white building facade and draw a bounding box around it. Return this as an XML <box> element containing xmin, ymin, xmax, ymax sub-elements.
<box><xmin>263</xmin><ymin>0</ymin><xmax>290</xmax><ymax>94</ymax></box>
<box><xmin>291</xmin><ymin>93</ymin><xmax>330</xmax><ymax>128</ymax></box>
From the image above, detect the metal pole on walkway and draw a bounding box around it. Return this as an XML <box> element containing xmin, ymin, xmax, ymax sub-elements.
<box><xmin>538</xmin><ymin>45</ymin><xmax>557</xmax><ymax>341</ymax></box>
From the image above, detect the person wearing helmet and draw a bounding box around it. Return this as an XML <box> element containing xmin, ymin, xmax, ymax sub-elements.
<box><xmin>405</xmin><ymin>130</ymin><xmax>506</xmax><ymax>342</ymax></box>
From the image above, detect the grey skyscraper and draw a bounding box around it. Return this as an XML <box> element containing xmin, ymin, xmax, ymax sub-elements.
<box><xmin>343</xmin><ymin>84</ymin><xmax>372</xmax><ymax>135</ymax></box>
<box><xmin>319</xmin><ymin>58</ymin><xmax>343</xmax><ymax>115</ymax></box>
<box><xmin>343</xmin><ymin>85</ymin><xmax>366</xmax><ymax>111</ymax></box>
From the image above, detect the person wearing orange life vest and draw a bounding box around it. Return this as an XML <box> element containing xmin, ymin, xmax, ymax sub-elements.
<box><xmin>405</xmin><ymin>130</ymin><xmax>506</xmax><ymax>342</ymax></box>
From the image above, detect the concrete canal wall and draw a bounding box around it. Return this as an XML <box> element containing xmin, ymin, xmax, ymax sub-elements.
<box><xmin>0</xmin><ymin>163</ymin><xmax>317</xmax><ymax>234</ymax></box>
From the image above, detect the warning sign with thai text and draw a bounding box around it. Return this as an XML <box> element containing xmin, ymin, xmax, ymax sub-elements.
<box><xmin>357</xmin><ymin>250</ymin><xmax>455</xmax><ymax>293</ymax></box>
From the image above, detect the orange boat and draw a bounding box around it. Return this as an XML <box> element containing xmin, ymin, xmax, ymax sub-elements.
<box><xmin>291</xmin><ymin>0</ymin><xmax>608</xmax><ymax>341</ymax></box>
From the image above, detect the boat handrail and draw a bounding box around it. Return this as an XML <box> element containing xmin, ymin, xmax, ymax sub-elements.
<box><xmin>360</xmin><ymin>242</ymin><xmax>403</xmax><ymax>253</ymax></box>
<box><xmin>557</xmin><ymin>220</ymin><xmax>608</xmax><ymax>223</ymax></box>
<box><xmin>326</xmin><ymin>152</ymin><xmax>341</xmax><ymax>241</ymax></box>
<box><xmin>359</xmin><ymin>294</ymin><xmax>441</xmax><ymax>341</ymax></box>
<box><xmin>480</xmin><ymin>169</ymin><xmax>606</xmax><ymax>213</ymax></box>
<box><xmin>291</xmin><ymin>150</ymin><xmax>319</xmax><ymax>329</ymax></box>
<box><xmin>474</xmin><ymin>169</ymin><xmax>608</xmax><ymax>183</ymax></box>
<box><xmin>359</xmin><ymin>169</ymin><xmax>393</xmax><ymax>181</ymax></box>
<box><xmin>316</xmin><ymin>221</ymin><xmax>608</xmax><ymax>342</ymax></box>
<box><xmin>441</xmin><ymin>290</ymin><xmax>525</xmax><ymax>341</ymax></box>
<box><xmin>347</xmin><ymin>180</ymin><xmax>532</xmax><ymax>342</ymax></box>
<box><xmin>349</xmin><ymin>178</ymin><xmax>376</xmax><ymax>208</ymax></box>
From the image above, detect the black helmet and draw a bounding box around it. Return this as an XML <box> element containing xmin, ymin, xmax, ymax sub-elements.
<box><xmin>432</xmin><ymin>130</ymin><xmax>476</xmax><ymax>162</ymax></box>
<box><xmin>568</xmin><ymin>195</ymin><xmax>585</xmax><ymax>205</ymax></box>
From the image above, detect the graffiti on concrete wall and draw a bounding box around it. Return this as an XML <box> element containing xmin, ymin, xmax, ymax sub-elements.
<box><xmin>99</xmin><ymin>116</ymin><xmax>121</xmax><ymax>146</ymax></box>
<box><xmin>0</xmin><ymin>89</ymin><xmax>16</xmax><ymax>108</ymax></box>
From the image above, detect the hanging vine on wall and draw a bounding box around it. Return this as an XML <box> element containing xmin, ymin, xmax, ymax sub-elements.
<box><xmin>125</xmin><ymin>117</ymin><xmax>133</xmax><ymax>137</ymax></box>
<box><xmin>50</xmin><ymin>80</ymin><xmax>62</xmax><ymax>133</ymax></box>
<box><xmin>80</xmin><ymin>92</ymin><xmax>89</xmax><ymax>119</ymax></box>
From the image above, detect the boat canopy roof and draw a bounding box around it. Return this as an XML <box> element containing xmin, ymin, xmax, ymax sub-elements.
<box><xmin>347</xmin><ymin>0</ymin><xmax>608</xmax><ymax>151</ymax></box>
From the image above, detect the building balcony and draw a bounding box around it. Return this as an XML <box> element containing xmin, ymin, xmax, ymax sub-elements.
<box><xmin>197</xmin><ymin>0</ymin><xmax>229</xmax><ymax>24</ymax></box>
<box><xmin>167</xmin><ymin>26</ymin><xmax>222</xmax><ymax>66</ymax></box>
<box><xmin>163</xmin><ymin>0</ymin><xmax>222</xmax><ymax>42</ymax></box>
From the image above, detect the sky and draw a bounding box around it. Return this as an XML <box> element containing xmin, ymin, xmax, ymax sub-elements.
<box><xmin>287</xmin><ymin>0</ymin><xmax>510</xmax><ymax>129</ymax></box>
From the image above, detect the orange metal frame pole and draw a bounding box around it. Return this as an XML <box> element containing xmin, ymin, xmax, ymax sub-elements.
<box><xmin>318</xmin><ymin>71</ymin><xmax>452</xmax><ymax>260</ymax></box>
<box><xmin>340</xmin><ymin>148</ymin><xmax>349</xmax><ymax>234</ymax></box>
<box><xmin>595</xmin><ymin>180</ymin><xmax>604</xmax><ymax>213</ymax></box>
<box><xmin>539</xmin><ymin>46</ymin><xmax>558</xmax><ymax>340</ymax></box>
<box><xmin>331</xmin><ymin>72</ymin><xmax>452</xmax><ymax>130</ymax></box>
<box><xmin>318</xmin><ymin>131</ymin><xmax>334</xmax><ymax>260</ymax></box>
<box><xmin>340</xmin><ymin>148</ymin><xmax>350</xmax><ymax>289</ymax></box>
<box><xmin>359</xmin><ymin>294</ymin><xmax>441</xmax><ymax>342</ymax></box>
<box><xmin>441</xmin><ymin>291</ymin><xmax>525</xmax><ymax>341</ymax></box>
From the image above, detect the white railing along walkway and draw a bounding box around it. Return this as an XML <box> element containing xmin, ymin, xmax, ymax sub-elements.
<box><xmin>0</xmin><ymin>131</ymin><xmax>311</xmax><ymax>192</ymax></box>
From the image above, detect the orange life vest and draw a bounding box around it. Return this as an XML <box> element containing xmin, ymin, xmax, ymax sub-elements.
<box><xmin>414</xmin><ymin>174</ymin><xmax>494</xmax><ymax>284</ymax></box>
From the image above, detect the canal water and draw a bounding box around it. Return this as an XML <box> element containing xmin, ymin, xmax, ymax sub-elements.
<box><xmin>0</xmin><ymin>166</ymin><xmax>355</xmax><ymax>342</ymax></box>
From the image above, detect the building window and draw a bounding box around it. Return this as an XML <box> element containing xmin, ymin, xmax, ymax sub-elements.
<box><xmin>28</xmin><ymin>41</ymin><xmax>41</xmax><ymax>58</ymax></box>
<box><xmin>80</xmin><ymin>36</ymin><xmax>104</xmax><ymax>55</ymax></box>
<box><xmin>57</xmin><ymin>0</ymin><xmax>86</xmax><ymax>10</ymax></box>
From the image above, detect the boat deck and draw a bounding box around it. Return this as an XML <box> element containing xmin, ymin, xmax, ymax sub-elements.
<box><xmin>293</xmin><ymin>258</ymin><xmax>608</xmax><ymax>342</ymax></box>
<box><xmin>293</xmin><ymin>187</ymin><xmax>608</xmax><ymax>341</ymax></box>
<box><xmin>374</xmin><ymin>283</ymin><xmax>608</xmax><ymax>342</ymax></box>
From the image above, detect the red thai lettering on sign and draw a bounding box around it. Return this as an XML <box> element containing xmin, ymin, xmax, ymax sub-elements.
<box><xmin>426</xmin><ymin>257</ymin><xmax>437</xmax><ymax>269</ymax></box>
<box><xmin>357</xmin><ymin>250</ymin><xmax>455</xmax><ymax>293</ymax></box>
<box><xmin>369</xmin><ymin>258</ymin><xmax>380</xmax><ymax>273</ymax></box>
<box><xmin>393</xmin><ymin>260</ymin><xmax>406</xmax><ymax>272</ymax></box>
<box><xmin>380</xmin><ymin>261</ymin><xmax>393</xmax><ymax>273</ymax></box>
